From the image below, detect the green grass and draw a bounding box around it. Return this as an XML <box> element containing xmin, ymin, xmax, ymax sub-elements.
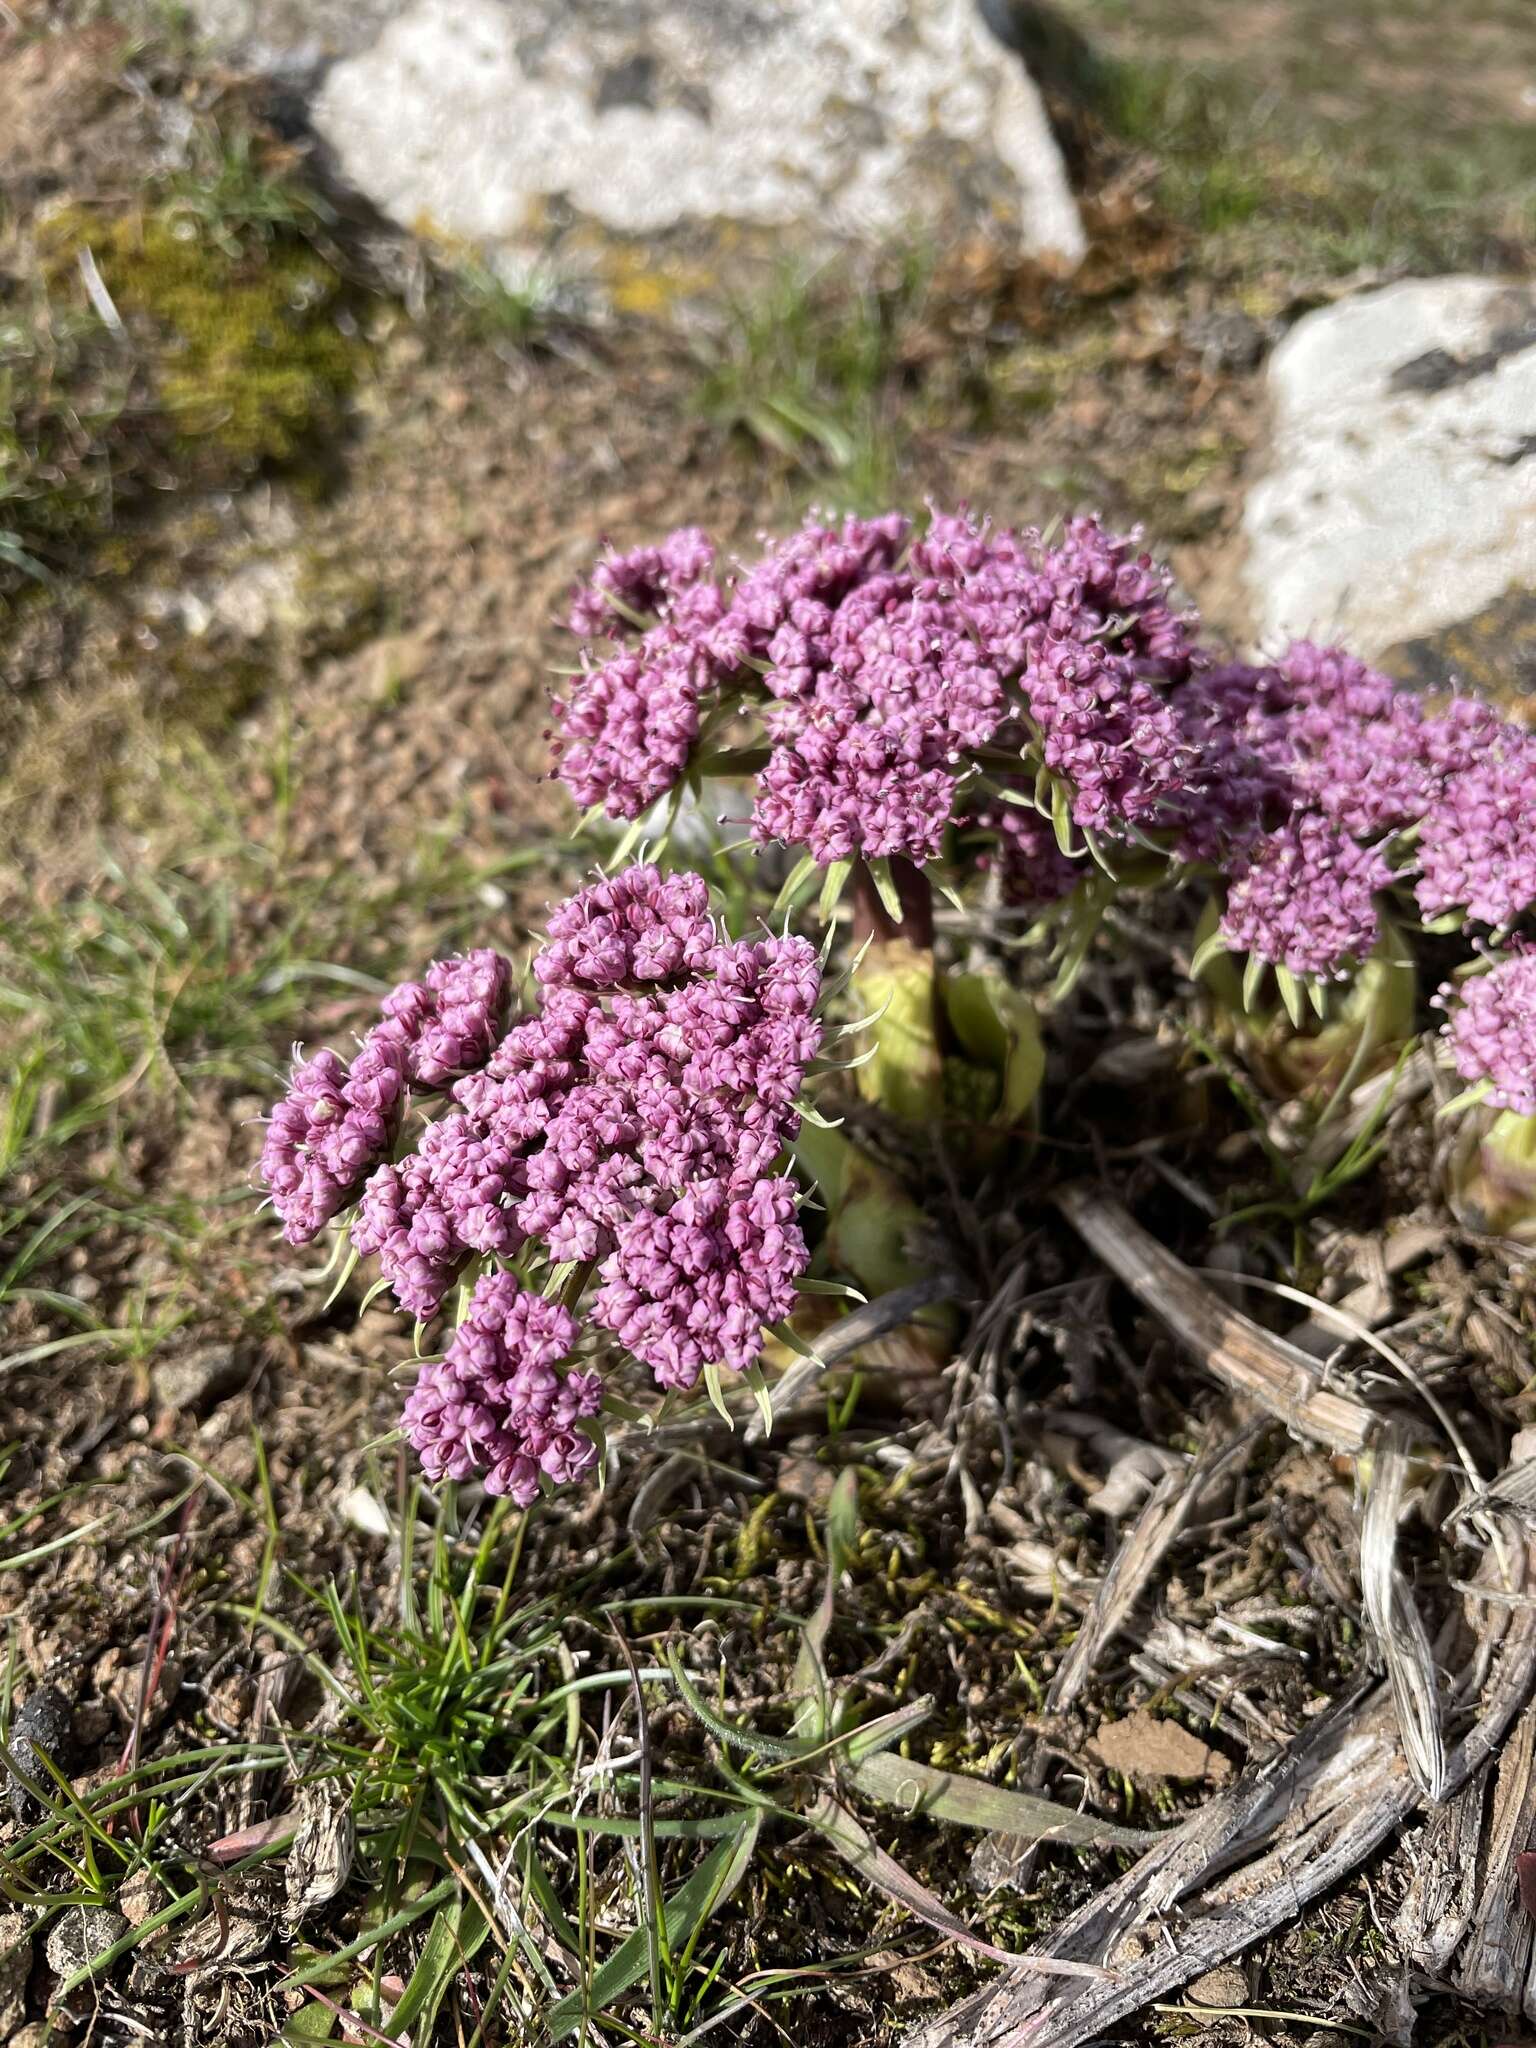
<box><xmin>1081</xmin><ymin>6</ymin><xmax>1536</xmax><ymax>278</ymax></box>
<box><xmin>0</xmin><ymin>845</ymin><xmax>375</xmax><ymax>1177</ymax></box>
<box><xmin>0</xmin><ymin>725</ymin><xmax>557</xmax><ymax>1185</ymax></box>
<box><xmin>695</xmin><ymin>263</ymin><xmax>932</xmax><ymax>511</ymax></box>
<box><xmin>217</xmin><ymin>1489</ymin><xmax>781</xmax><ymax>2044</ymax></box>
<box><xmin>452</xmin><ymin>255</ymin><xmax>568</xmax><ymax>349</ymax></box>
<box><xmin>1</xmin><ymin>1450</ymin><xmax>1123</xmax><ymax>2042</ymax></box>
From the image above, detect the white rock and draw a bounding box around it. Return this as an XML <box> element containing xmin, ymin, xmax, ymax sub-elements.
<box><xmin>1244</xmin><ymin>278</ymin><xmax>1536</xmax><ymax>658</ymax></box>
<box><xmin>310</xmin><ymin>0</ymin><xmax>1085</xmax><ymax>266</ymax></box>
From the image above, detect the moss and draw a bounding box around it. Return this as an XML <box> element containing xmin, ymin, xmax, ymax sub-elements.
<box><xmin>41</xmin><ymin>206</ymin><xmax>367</xmax><ymax>475</ymax></box>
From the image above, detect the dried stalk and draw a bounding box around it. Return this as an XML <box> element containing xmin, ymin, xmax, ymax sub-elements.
<box><xmin>1453</xmin><ymin>1696</ymin><xmax>1536</xmax><ymax>2010</ymax></box>
<box><xmin>1393</xmin><ymin>1773</ymin><xmax>1487</xmax><ymax>1974</ymax></box>
<box><xmin>906</xmin><ymin>1526</ymin><xmax>1536</xmax><ymax>2046</ymax></box>
<box><xmin>1360</xmin><ymin>1421</ymin><xmax>1447</xmax><ymax>1800</ymax></box>
<box><xmin>1054</xmin><ymin>1182</ymin><xmax>1378</xmax><ymax>1455</ymax></box>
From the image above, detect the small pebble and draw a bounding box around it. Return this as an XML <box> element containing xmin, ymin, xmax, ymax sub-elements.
<box><xmin>118</xmin><ymin>1868</ymin><xmax>164</xmax><ymax>1928</ymax></box>
<box><xmin>0</xmin><ymin>1909</ymin><xmax>29</xmax><ymax>2037</ymax></box>
<box><xmin>45</xmin><ymin>1905</ymin><xmax>127</xmax><ymax>1982</ymax></box>
<box><xmin>151</xmin><ymin>1342</ymin><xmax>249</xmax><ymax>1413</ymax></box>
<box><xmin>1187</xmin><ymin>1963</ymin><xmax>1248</xmax><ymax>2010</ymax></box>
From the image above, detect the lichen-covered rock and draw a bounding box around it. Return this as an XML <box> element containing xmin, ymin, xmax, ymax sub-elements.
<box><xmin>1244</xmin><ymin>278</ymin><xmax>1536</xmax><ymax>660</ymax></box>
<box><xmin>268</xmin><ymin>0</ymin><xmax>1085</xmax><ymax>275</ymax></box>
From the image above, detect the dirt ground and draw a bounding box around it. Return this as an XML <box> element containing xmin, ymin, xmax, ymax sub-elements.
<box><xmin>3</xmin><ymin>3</ymin><xmax>1536</xmax><ymax>2045</ymax></box>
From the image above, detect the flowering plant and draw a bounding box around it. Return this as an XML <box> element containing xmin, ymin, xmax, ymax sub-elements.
<box><xmin>264</xmin><ymin>504</ymin><xmax>1536</xmax><ymax>1499</ymax></box>
<box><xmin>553</xmin><ymin>509</ymin><xmax>1536</xmax><ymax>1127</ymax></box>
<box><xmin>263</xmin><ymin>865</ymin><xmax>826</xmax><ymax>1504</ymax></box>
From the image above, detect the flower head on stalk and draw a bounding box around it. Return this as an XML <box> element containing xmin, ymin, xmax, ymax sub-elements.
<box><xmin>260</xmin><ymin>947</ymin><xmax>513</xmax><ymax>1246</ymax></box>
<box><xmin>548</xmin><ymin>508</ymin><xmax>1218</xmax><ymax>888</ymax></box>
<box><xmin>1219</xmin><ymin>812</ymin><xmax>1392</xmax><ymax>983</ymax></box>
<box><xmin>263</xmin><ymin>865</ymin><xmax>825</xmax><ymax>1501</ymax></box>
<box><xmin>400</xmin><ymin>1275</ymin><xmax>601</xmax><ymax>1504</ymax></box>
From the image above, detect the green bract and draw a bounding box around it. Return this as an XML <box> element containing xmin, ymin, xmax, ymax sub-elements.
<box><xmin>1195</xmin><ymin>901</ymin><xmax>1418</xmax><ymax>1100</ymax></box>
<box><xmin>1446</xmin><ymin>1107</ymin><xmax>1536</xmax><ymax>1245</ymax></box>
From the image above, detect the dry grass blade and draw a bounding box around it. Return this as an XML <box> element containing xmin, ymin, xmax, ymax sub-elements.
<box><xmin>1054</xmin><ymin>1183</ymin><xmax>1378</xmax><ymax>1455</ymax></box>
<box><xmin>1484</xmin><ymin>1431</ymin><xmax>1536</xmax><ymax>1523</ymax></box>
<box><xmin>1360</xmin><ymin>1423</ymin><xmax>1447</xmax><ymax>1800</ymax></box>
<box><xmin>803</xmin><ymin>1792</ymin><xmax>1111</xmax><ymax>1981</ymax></box>
<box><xmin>1049</xmin><ymin>1426</ymin><xmax>1260</xmax><ymax>1712</ymax></box>
<box><xmin>744</xmin><ymin>1272</ymin><xmax>966</xmax><ymax>1443</ymax></box>
<box><xmin>846</xmin><ymin>1751</ymin><xmax>1151</xmax><ymax>1851</ymax></box>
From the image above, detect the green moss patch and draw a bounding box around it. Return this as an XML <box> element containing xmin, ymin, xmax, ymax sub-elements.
<box><xmin>41</xmin><ymin>205</ymin><xmax>367</xmax><ymax>473</ymax></box>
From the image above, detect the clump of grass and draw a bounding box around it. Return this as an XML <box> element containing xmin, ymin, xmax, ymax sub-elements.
<box><xmin>452</xmin><ymin>254</ymin><xmax>568</xmax><ymax>349</ymax></box>
<box><xmin>0</xmin><ymin>293</ymin><xmax>133</xmax><ymax>587</ymax></box>
<box><xmin>226</xmin><ymin>1491</ymin><xmax>779</xmax><ymax>2044</ymax></box>
<box><xmin>695</xmin><ymin>263</ymin><xmax>929</xmax><ymax>510</ymax></box>
<box><xmin>157</xmin><ymin>126</ymin><xmax>338</xmax><ymax>253</ymax></box>
<box><xmin>0</xmin><ymin>848</ymin><xmax>363</xmax><ymax>1176</ymax></box>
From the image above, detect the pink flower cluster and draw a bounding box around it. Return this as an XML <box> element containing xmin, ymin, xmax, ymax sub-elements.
<box><xmin>1443</xmin><ymin>950</ymin><xmax>1536</xmax><ymax>1118</ymax></box>
<box><xmin>261</xmin><ymin>947</ymin><xmax>511</xmax><ymax>1245</ymax></box>
<box><xmin>553</xmin><ymin>508</ymin><xmax>1203</xmax><ymax>874</ymax></box>
<box><xmin>554</xmin><ymin>510</ymin><xmax>1536</xmax><ymax>983</ymax></box>
<box><xmin>1219</xmin><ymin>813</ymin><xmax>1392</xmax><ymax>982</ymax></box>
<box><xmin>400</xmin><ymin>1276</ymin><xmax>602</xmax><ymax>1504</ymax></box>
<box><xmin>1415</xmin><ymin>721</ymin><xmax>1536</xmax><ymax>931</ymax></box>
<box><xmin>1193</xmin><ymin>646</ymin><xmax>1536</xmax><ymax>974</ymax></box>
<box><xmin>265</xmin><ymin>866</ymin><xmax>823</xmax><ymax>1499</ymax></box>
<box><xmin>261</xmin><ymin>1037</ymin><xmax>411</xmax><ymax>1247</ymax></box>
<box><xmin>381</xmin><ymin>949</ymin><xmax>513</xmax><ymax>1087</ymax></box>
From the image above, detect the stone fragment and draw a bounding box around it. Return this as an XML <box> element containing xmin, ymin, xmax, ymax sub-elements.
<box><xmin>0</xmin><ymin>1911</ymin><xmax>28</xmax><ymax>2039</ymax></box>
<box><xmin>151</xmin><ymin>1342</ymin><xmax>250</xmax><ymax>1413</ymax></box>
<box><xmin>301</xmin><ymin>0</ymin><xmax>1085</xmax><ymax>274</ymax></box>
<box><xmin>44</xmin><ymin>1906</ymin><xmax>127</xmax><ymax>1983</ymax></box>
<box><xmin>5</xmin><ymin>1687</ymin><xmax>71</xmax><ymax>1824</ymax></box>
<box><xmin>1244</xmin><ymin>278</ymin><xmax>1536</xmax><ymax>660</ymax></box>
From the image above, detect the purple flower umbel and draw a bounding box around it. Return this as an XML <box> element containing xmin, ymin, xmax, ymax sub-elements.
<box><xmin>342</xmin><ymin>867</ymin><xmax>821</xmax><ymax>1394</ymax></box>
<box><xmin>261</xmin><ymin>1031</ymin><xmax>411</xmax><ymax>1246</ymax></box>
<box><xmin>550</xmin><ymin>508</ymin><xmax>1215</xmax><ymax>871</ymax></box>
<box><xmin>1442</xmin><ymin>950</ymin><xmax>1536</xmax><ymax>1117</ymax></box>
<box><xmin>261</xmin><ymin>949</ymin><xmax>513</xmax><ymax>1245</ymax></box>
<box><xmin>1220</xmin><ymin>812</ymin><xmax>1390</xmax><ymax>981</ymax></box>
<box><xmin>400</xmin><ymin>1274</ymin><xmax>601</xmax><ymax>1503</ymax></box>
<box><xmin>1415</xmin><ymin>723</ymin><xmax>1536</xmax><ymax>932</ymax></box>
